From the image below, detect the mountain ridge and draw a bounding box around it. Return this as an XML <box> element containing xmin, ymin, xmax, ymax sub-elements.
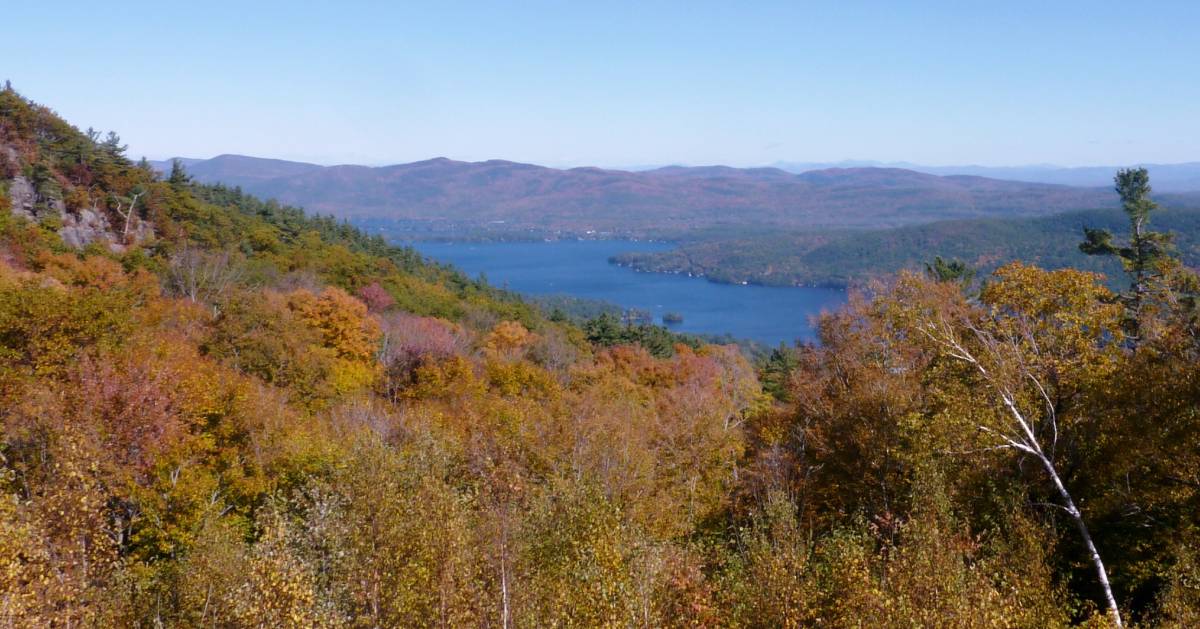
<box><xmin>771</xmin><ymin>159</ymin><xmax>1200</xmax><ymax>192</ymax></box>
<box><xmin>155</xmin><ymin>155</ymin><xmax>1200</xmax><ymax>192</ymax></box>
<box><xmin>151</xmin><ymin>154</ymin><xmax>1135</xmax><ymax>237</ymax></box>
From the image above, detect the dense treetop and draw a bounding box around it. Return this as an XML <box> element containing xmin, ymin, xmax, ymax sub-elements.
<box><xmin>2</xmin><ymin>86</ymin><xmax>1199</xmax><ymax>626</ymax></box>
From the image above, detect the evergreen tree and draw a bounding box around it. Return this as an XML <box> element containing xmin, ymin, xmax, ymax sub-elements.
<box><xmin>168</xmin><ymin>158</ymin><xmax>191</xmax><ymax>186</ymax></box>
<box><xmin>760</xmin><ymin>343</ymin><xmax>799</xmax><ymax>401</ymax></box>
<box><xmin>100</xmin><ymin>131</ymin><xmax>127</xmax><ymax>158</ymax></box>
<box><xmin>924</xmin><ymin>256</ymin><xmax>976</xmax><ymax>285</ymax></box>
<box><xmin>583</xmin><ymin>312</ymin><xmax>624</xmax><ymax>346</ymax></box>
<box><xmin>1080</xmin><ymin>168</ymin><xmax>1175</xmax><ymax>325</ymax></box>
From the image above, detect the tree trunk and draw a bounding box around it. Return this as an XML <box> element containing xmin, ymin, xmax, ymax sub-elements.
<box><xmin>1037</xmin><ymin>452</ymin><xmax>1122</xmax><ymax>627</ymax></box>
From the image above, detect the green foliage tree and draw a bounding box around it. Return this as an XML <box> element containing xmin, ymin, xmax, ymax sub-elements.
<box><xmin>582</xmin><ymin>312</ymin><xmax>698</xmax><ymax>357</ymax></box>
<box><xmin>1080</xmin><ymin>168</ymin><xmax>1175</xmax><ymax>321</ymax></box>
<box><xmin>100</xmin><ymin>131</ymin><xmax>126</xmax><ymax>158</ymax></box>
<box><xmin>759</xmin><ymin>343</ymin><xmax>799</xmax><ymax>401</ymax></box>
<box><xmin>924</xmin><ymin>254</ymin><xmax>976</xmax><ymax>286</ymax></box>
<box><xmin>168</xmin><ymin>158</ymin><xmax>191</xmax><ymax>186</ymax></box>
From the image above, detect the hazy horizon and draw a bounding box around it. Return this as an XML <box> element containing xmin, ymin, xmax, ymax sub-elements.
<box><xmin>9</xmin><ymin>1</ymin><xmax>1199</xmax><ymax>169</ymax></box>
<box><xmin>147</xmin><ymin>152</ymin><xmax>1198</xmax><ymax>173</ymax></box>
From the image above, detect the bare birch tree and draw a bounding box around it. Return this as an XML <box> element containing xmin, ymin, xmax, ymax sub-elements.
<box><xmin>111</xmin><ymin>188</ymin><xmax>144</xmax><ymax>239</ymax></box>
<box><xmin>165</xmin><ymin>247</ymin><xmax>244</xmax><ymax>314</ymax></box>
<box><xmin>921</xmin><ymin>314</ymin><xmax>1123</xmax><ymax>627</ymax></box>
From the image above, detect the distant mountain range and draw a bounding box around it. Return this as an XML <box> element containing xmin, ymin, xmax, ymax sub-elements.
<box><xmin>151</xmin><ymin>154</ymin><xmax>1165</xmax><ymax>238</ymax></box>
<box><xmin>768</xmin><ymin>160</ymin><xmax>1200</xmax><ymax>192</ymax></box>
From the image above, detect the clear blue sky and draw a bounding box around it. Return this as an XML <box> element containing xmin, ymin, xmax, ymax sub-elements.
<box><xmin>6</xmin><ymin>1</ymin><xmax>1198</xmax><ymax>168</ymax></box>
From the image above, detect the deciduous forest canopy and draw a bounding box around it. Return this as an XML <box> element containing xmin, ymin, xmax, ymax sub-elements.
<box><xmin>2</xmin><ymin>87</ymin><xmax>1199</xmax><ymax>627</ymax></box>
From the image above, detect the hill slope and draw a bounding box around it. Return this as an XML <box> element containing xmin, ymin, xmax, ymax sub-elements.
<box><xmin>612</xmin><ymin>206</ymin><xmax>1200</xmax><ymax>288</ymax></box>
<box><xmin>7</xmin><ymin>87</ymin><xmax>1200</xmax><ymax>627</ymax></box>
<box><xmin>153</xmin><ymin>154</ymin><xmax>1125</xmax><ymax>237</ymax></box>
<box><xmin>772</xmin><ymin>160</ymin><xmax>1200</xmax><ymax>192</ymax></box>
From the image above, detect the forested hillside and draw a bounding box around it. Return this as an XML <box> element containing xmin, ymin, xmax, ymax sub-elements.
<box><xmin>152</xmin><ymin>154</ymin><xmax>1129</xmax><ymax>238</ymax></box>
<box><xmin>4</xmin><ymin>86</ymin><xmax>1200</xmax><ymax>627</ymax></box>
<box><xmin>613</xmin><ymin>206</ymin><xmax>1200</xmax><ymax>288</ymax></box>
<box><xmin>771</xmin><ymin>160</ymin><xmax>1200</xmax><ymax>192</ymax></box>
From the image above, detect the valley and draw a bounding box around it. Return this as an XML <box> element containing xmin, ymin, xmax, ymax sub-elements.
<box><xmin>6</xmin><ymin>3</ymin><xmax>1200</xmax><ymax>618</ymax></box>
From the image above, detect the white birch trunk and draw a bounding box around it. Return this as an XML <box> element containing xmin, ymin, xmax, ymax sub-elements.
<box><xmin>925</xmin><ymin>322</ymin><xmax>1123</xmax><ymax>627</ymax></box>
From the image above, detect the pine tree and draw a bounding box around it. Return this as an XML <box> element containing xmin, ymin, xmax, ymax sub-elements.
<box><xmin>101</xmin><ymin>131</ymin><xmax>127</xmax><ymax>157</ymax></box>
<box><xmin>169</xmin><ymin>158</ymin><xmax>191</xmax><ymax>185</ymax></box>
<box><xmin>1080</xmin><ymin>168</ymin><xmax>1175</xmax><ymax>327</ymax></box>
<box><xmin>760</xmin><ymin>343</ymin><xmax>799</xmax><ymax>401</ymax></box>
<box><xmin>924</xmin><ymin>256</ymin><xmax>975</xmax><ymax>285</ymax></box>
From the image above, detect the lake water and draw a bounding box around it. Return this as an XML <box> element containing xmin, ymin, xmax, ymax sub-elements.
<box><xmin>413</xmin><ymin>240</ymin><xmax>846</xmax><ymax>346</ymax></box>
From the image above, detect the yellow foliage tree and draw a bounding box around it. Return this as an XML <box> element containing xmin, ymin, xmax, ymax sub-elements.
<box><xmin>289</xmin><ymin>287</ymin><xmax>382</xmax><ymax>395</ymax></box>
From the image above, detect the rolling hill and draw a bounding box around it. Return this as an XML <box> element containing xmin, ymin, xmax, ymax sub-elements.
<box><xmin>611</xmin><ymin>206</ymin><xmax>1200</xmax><ymax>288</ymax></box>
<box><xmin>772</xmin><ymin>160</ymin><xmax>1200</xmax><ymax>192</ymax></box>
<box><xmin>153</xmin><ymin>155</ymin><xmax>1133</xmax><ymax>237</ymax></box>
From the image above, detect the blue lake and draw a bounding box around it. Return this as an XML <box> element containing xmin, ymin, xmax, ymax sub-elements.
<box><xmin>412</xmin><ymin>240</ymin><xmax>846</xmax><ymax>346</ymax></box>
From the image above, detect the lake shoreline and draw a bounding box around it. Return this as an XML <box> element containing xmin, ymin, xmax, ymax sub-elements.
<box><xmin>392</xmin><ymin>235</ymin><xmax>853</xmax><ymax>290</ymax></box>
<box><xmin>607</xmin><ymin>258</ymin><xmax>852</xmax><ymax>290</ymax></box>
<box><xmin>410</xmin><ymin>240</ymin><xmax>847</xmax><ymax>346</ymax></box>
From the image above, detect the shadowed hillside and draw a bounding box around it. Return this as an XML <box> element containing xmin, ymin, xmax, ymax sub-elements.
<box><xmin>612</xmin><ymin>205</ymin><xmax>1200</xmax><ymax>287</ymax></box>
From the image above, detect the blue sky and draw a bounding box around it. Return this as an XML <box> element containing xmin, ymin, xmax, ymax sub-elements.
<box><xmin>5</xmin><ymin>1</ymin><xmax>1198</xmax><ymax>168</ymax></box>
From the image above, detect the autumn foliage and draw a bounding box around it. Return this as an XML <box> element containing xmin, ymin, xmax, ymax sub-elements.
<box><xmin>2</xmin><ymin>86</ymin><xmax>1199</xmax><ymax>627</ymax></box>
